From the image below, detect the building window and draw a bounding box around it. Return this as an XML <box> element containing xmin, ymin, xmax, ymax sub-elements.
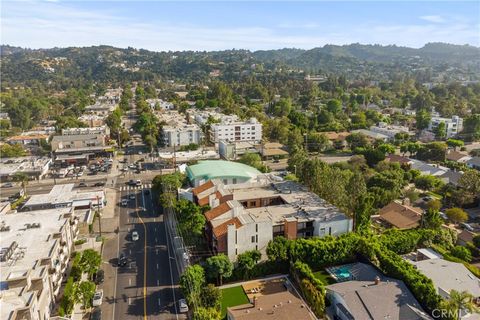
<box><xmin>256</xmin><ymin>224</ymin><xmax>258</xmax><ymax>232</ymax></box>
<box><xmin>251</xmin><ymin>236</ymin><xmax>255</xmax><ymax>243</ymax></box>
<box><xmin>235</xmin><ymin>230</ymin><xmax>237</xmax><ymax>244</ymax></box>
<box><xmin>255</xmin><ymin>235</ymin><xmax>258</xmax><ymax>242</ymax></box>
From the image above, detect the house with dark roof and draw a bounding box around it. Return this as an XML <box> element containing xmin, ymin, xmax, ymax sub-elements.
<box><xmin>375</xmin><ymin>199</ymin><xmax>423</xmax><ymax>230</ymax></box>
<box><xmin>326</xmin><ymin>263</ymin><xmax>430</xmax><ymax>320</ymax></box>
<box><xmin>467</xmin><ymin>157</ymin><xmax>480</xmax><ymax>171</ymax></box>
<box><xmin>446</xmin><ymin>150</ymin><xmax>471</xmax><ymax>163</ymax></box>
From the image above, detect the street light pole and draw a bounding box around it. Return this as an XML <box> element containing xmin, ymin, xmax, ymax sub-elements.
<box><xmin>96</xmin><ymin>195</ymin><xmax>102</xmax><ymax>237</ymax></box>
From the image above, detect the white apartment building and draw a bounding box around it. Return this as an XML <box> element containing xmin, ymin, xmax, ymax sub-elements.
<box><xmin>162</xmin><ymin>124</ymin><xmax>202</xmax><ymax>147</ymax></box>
<box><xmin>370</xmin><ymin>122</ymin><xmax>412</xmax><ymax>140</ymax></box>
<box><xmin>193</xmin><ymin>179</ymin><xmax>352</xmax><ymax>261</ymax></box>
<box><xmin>61</xmin><ymin>126</ymin><xmax>110</xmax><ymax>136</ymax></box>
<box><xmin>187</xmin><ymin>108</ymin><xmax>239</xmax><ymax>126</ymax></box>
<box><xmin>428</xmin><ymin>115</ymin><xmax>463</xmax><ymax>138</ymax></box>
<box><xmin>210</xmin><ymin>118</ymin><xmax>262</xmax><ymax>143</ymax></box>
<box><xmin>146</xmin><ymin>99</ymin><xmax>174</xmax><ymax>111</ymax></box>
<box><xmin>0</xmin><ymin>207</ymin><xmax>79</xmax><ymax>320</ymax></box>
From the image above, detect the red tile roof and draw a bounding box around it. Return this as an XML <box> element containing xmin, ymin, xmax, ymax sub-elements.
<box><xmin>205</xmin><ymin>202</ymin><xmax>231</xmax><ymax>221</ymax></box>
<box><xmin>212</xmin><ymin>217</ymin><xmax>242</xmax><ymax>238</ymax></box>
<box><xmin>192</xmin><ymin>180</ymin><xmax>214</xmax><ymax>196</ymax></box>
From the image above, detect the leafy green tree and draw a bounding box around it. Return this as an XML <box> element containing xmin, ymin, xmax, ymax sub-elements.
<box><xmin>447</xmin><ymin>139</ymin><xmax>464</xmax><ymax>151</ymax></box>
<box><xmin>180</xmin><ymin>264</ymin><xmax>205</xmax><ymax>306</ymax></box>
<box><xmin>450</xmin><ymin>246</ymin><xmax>472</xmax><ymax>262</ymax></box>
<box><xmin>200</xmin><ymin>284</ymin><xmax>222</xmax><ymax>310</ymax></box>
<box><xmin>426</xmin><ymin>199</ymin><xmax>442</xmax><ymax>212</ymax></box>
<box><xmin>236</xmin><ymin>250</ymin><xmax>261</xmax><ymax>279</ymax></box>
<box><xmin>445</xmin><ymin>207</ymin><xmax>468</xmax><ymax>224</ymax></box>
<box><xmin>434</xmin><ymin>121</ymin><xmax>447</xmax><ymax>140</ymax></box>
<box><xmin>204</xmin><ymin>254</ymin><xmax>233</xmax><ymax>285</ymax></box>
<box><xmin>423</xmin><ymin>209</ymin><xmax>443</xmax><ymax>229</ymax></box>
<box><xmin>459</xmin><ymin>170</ymin><xmax>480</xmax><ymax>196</ymax></box>
<box><xmin>354</xmin><ymin>194</ymin><xmax>374</xmax><ymax>233</ymax></box>
<box><xmin>175</xmin><ymin>199</ymin><xmax>206</xmax><ymax>240</ymax></box>
<box><xmin>75</xmin><ymin>281</ymin><xmax>96</xmax><ymax>309</ymax></box>
<box><xmin>416</xmin><ymin>142</ymin><xmax>447</xmax><ymax>162</ymax></box>
<box><xmin>306</xmin><ymin>132</ymin><xmax>329</xmax><ymax>153</ymax></box>
<box><xmin>464</xmin><ymin>114</ymin><xmax>480</xmax><ymax>141</ymax></box>
<box><xmin>346</xmin><ymin>132</ymin><xmax>369</xmax><ymax>150</ymax></box>
<box><xmin>326</xmin><ymin>99</ymin><xmax>342</xmax><ymax>114</ymax></box>
<box><xmin>1</xmin><ymin>144</ymin><xmax>27</xmax><ymax>158</ymax></box>
<box><xmin>362</xmin><ymin>148</ymin><xmax>386</xmax><ymax>167</ymax></box>
<box><xmin>266</xmin><ymin>236</ymin><xmax>290</xmax><ymax>262</ymax></box>
<box><xmin>192</xmin><ymin>307</ymin><xmax>222</xmax><ymax>320</ymax></box>
<box><xmin>414</xmin><ymin>175</ymin><xmax>444</xmax><ymax>191</ymax></box>
<box><xmin>78</xmin><ymin>249</ymin><xmax>102</xmax><ymax>279</ymax></box>
<box><xmin>377</xmin><ymin>143</ymin><xmax>395</xmax><ymax>155</ymax></box>
<box><xmin>415</xmin><ymin>109</ymin><xmax>431</xmax><ymax>130</ymax></box>
<box><xmin>238</xmin><ymin>152</ymin><xmax>268</xmax><ymax>172</ymax></box>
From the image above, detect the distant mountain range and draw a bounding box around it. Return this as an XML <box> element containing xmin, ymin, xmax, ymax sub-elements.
<box><xmin>1</xmin><ymin>42</ymin><xmax>479</xmax><ymax>85</ymax></box>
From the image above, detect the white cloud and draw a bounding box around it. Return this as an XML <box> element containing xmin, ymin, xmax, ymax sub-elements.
<box><xmin>420</xmin><ymin>15</ymin><xmax>446</xmax><ymax>23</ymax></box>
<box><xmin>1</xmin><ymin>1</ymin><xmax>478</xmax><ymax>51</ymax></box>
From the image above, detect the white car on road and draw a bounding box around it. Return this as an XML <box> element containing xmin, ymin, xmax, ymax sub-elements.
<box><xmin>131</xmin><ymin>230</ymin><xmax>139</xmax><ymax>241</ymax></box>
<box><xmin>178</xmin><ymin>299</ymin><xmax>188</xmax><ymax>313</ymax></box>
<box><xmin>92</xmin><ymin>289</ymin><xmax>103</xmax><ymax>307</ymax></box>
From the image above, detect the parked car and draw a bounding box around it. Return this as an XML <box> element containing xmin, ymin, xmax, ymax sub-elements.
<box><xmin>121</xmin><ymin>199</ymin><xmax>128</xmax><ymax>206</ymax></box>
<box><xmin>78</xmin><ymin>182</ymin><xmax>87</xmax><ymax>188</ymax></box>
<box><xmin>92</xmin><ymin>289</ymin><xmax>103</xmax><ymax>307</ymax></box>
<box><xmin>118</xmin><ymin>253</ymin><xmax>127</xmax><ymax>267</ymax></box>
<box><xmin>94</xmin><ymin>182</ymin><xmax>105</xmax><ymax>187</ymax></box>
<box><xmin>135</xmin><ymin>179</ymin><xmax>142</xmax><ymax>186</ymax></box>
<box><xmin>94</xmin><ymin>269</ymin><xmax>105</xmax><ymax>284</ymax></box>
<box><xmin>460</xmin><ymin>222</ymin><xmax>475</xmax><ymax>232</ymax></box>
<box><xmin>2</xmin><ymin>182</ymin><xmax>14</xmax><ymax>188</ymax></box>
<box><xmin>128</xmin><ymin>179</ymin><xmax>136</xmax><ymax>186</ymax></box>
<box><xmin>178</xmin><ymin>299</ymin><xmax>189</xmax><ymax>313</ymax></box>
<box><xmin>131</xmin><ymin>230</ymin><xmax>139</xmax><ymax>241</ymax></box>
<box><xmin>129</xmin><ymin>194</ymin><xmax>136</xmax><ymax>200</ymax></box>
<box><xmin>90</xmin><ymin>307</ymin><xmax>102</xmax><ymax>320</ymax></box>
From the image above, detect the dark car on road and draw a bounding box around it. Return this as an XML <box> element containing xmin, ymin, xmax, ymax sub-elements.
<box><xmin>90</xmin><ymin>307</ymin><xmax>102</xmax><ymax>320</ymax></box>
<box><xmin>94</xmin><ymin>269</ymin><xmax>105</xmax><ymax>284</ymax></box>
<box><xmin>144</xmin><ymin>189</ymin><xmax>150</xmax><ymax>195</ymax></box>
<box><xmin>78</xmin><ymin>182</ymin><xmax>88</xmax><ymax>187</ymax></box>
<box><xmin>118</xmin><ymin>253</ymin><xmax>127</xmax><ymax>267</ymax></box>
<box><xmin>94</xmin><ymin>182</ymin><xmax>105</xmax><ymax>187</ymax></box>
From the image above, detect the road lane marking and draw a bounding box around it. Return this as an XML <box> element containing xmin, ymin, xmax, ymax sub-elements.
<box><xmin>156</xmin><ymin>263</ymin><xmax>159</xmax><ymax>269</ymax></box>
<box><xmin>158</xmin><ymin>298</ymin><xmax>161</xmax><ymax>306</ymax></box>
<box><xmin>157</xmin><ymin>279</ymin><xmax>160</xmax><ymax>286</ymax></box>
<box><xmin>136</xmin><ymin>188</ymin><xmax>148</xmax><ymax>320</ymax></box>
<box><xmin>128</xmin><ymin>297</ymin><xmax>131</xmax><ymax>305</ymax></box>
<box><xmin>156</xmin><ymin>249</ymin><xmax>158</xmax><ymax>254</ymax></box>
<box><xmin>155</xmin><ymin>237</ymin><xmax>158</xmax><ymax>243</ymax></box>
<box><xmin>129</xmin><ymin>278</ymin><xmax>131</xmax><ymax>285</ymax></box>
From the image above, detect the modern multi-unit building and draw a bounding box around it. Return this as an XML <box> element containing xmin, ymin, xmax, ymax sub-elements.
<box><xmin>191</xmin><ymin>178</ymin><xmax>352</xmax><ymax>261</ymax></box>
<box><xmin>0</xmin><ymin>207</ymin><xmax>79</xmax><ymax>320</ymax></box>
<box><xmin>428</xmin><ymin>115</ymin><xmax>463</xmax><ymax>138</ymax></box>
<box><xmin>61</xmin><ymin>126</ymin><xmax>110</xmax><ymax>136</ymax></box>
<box><xmin>162</xmin><ymin>124</ymin><xmax>202</xmax><ymax>147</ymax></box>
<box><xmin>209</xmin><ymin>118</ymin><xmax>262</xmax><ymax>143</ymax></box>
<box><xmin>157</xmin><ymin>110</ymin><xmax>203</xmax><ymax>147</ymax></box>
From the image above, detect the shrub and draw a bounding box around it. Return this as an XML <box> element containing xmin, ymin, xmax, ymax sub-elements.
<box><xmin>290</xmin><ymin>261</ymin><xmax>325</xmax><ymax>317</ymax></box>
<box><xmin>450</xmin><ymin>246</ymin><xmax>472</xmax><ymax>262</ymax></box>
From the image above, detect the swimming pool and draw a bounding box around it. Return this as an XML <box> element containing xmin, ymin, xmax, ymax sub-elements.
<box><xmin>326</xmin><ymin>264</ymin><xmax>355</xmax><ymax>282</ymax></box>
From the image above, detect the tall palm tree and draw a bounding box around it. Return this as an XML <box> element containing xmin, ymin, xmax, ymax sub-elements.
<box><xmin>12</xmin><ymin>172</ymin><xmax>29</xmax><ymax>197</ymax></box>
<box><xmin>446</xmin><ymin>290</ymin><xmax>477</xmax><ymax>320</ymax></box>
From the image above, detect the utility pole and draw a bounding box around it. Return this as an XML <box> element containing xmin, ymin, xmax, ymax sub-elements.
<box><xmin>96</xmin><ymin>196</ymin><xmax>102</xmax><ymax>237</ymax></box>
<box><xmin>173</xmin><ymin>143</ymin><xmax>177</xmax><ymax>172</ymax></box>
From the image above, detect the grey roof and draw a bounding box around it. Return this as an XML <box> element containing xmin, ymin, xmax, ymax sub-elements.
<box><xmin>439</xmin><ymin>171</ymin><xmax>463</xmax><ymax>186</ymax></box>
<box><xmin>327</xmin><ymin>263</ymin><xmax>430</xmax><ymax>320</ymax></box>
<box><xmin>51</xmin><ymin>134</ymin><xmax>103</xmax><ymax>142</ymax></box>
<box><xmin>410</xmin><ymin>160</ymin><xmax>448</xmax><ymax>176</ymax></box>
<box><xmin>414</xmin><ymin>259</ymin><xmax>480</xmax><ymax>298</ymax></box>
<box><xmin>467</xmin><ymin>157</ymin><xmax>480</xmax><ymax>167</ymax></box>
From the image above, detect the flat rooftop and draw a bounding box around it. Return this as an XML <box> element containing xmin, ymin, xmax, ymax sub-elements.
<box><xmin>0</xmin><ymin>207</ymin><xmax>73</xmax><ymax>281</ymax></box>
<box><xmin>23</xmin><ymin>184</ymin><xmax>104</xmax><ymax>207</ymax></box>
<box><xmin>230</xmin><ymin>180</ymin><xmax>347</xmax><ymax>224</ymax></box>
<box><xmin>0</xmin><ymin>288</ymin><xmax>35</xmax><ymax>320</ymax></box>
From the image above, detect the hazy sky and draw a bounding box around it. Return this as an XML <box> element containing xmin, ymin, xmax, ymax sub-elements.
<box><xmin>2</xmin><ymin>1</ymin><xmax>479</xmax><ymax>51</ymax></box>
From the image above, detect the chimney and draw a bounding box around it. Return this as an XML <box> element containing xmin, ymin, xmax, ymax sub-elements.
<box><xmin>402</xmin><ymin>198</ymin><xmax>410</xmax><ymax>206</ymax></box>
<box><xmin>374</xmin><ymin>276</ymin><xmax>381</xmax><ymax>285</ymax></box>
<box><xmin>209</xmin><ymin>194</ymin><xmax>218</xmax><ymax>208</ymax></box>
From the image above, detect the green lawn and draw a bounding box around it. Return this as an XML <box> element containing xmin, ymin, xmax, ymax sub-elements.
<box><xmin>313</xmin><ymin>270</ymin><xmax>336</xmax><ymax>285</ymax></box>
<box><xmin>220</xmin><ymin>286</ymin><xmax>250</xmax><ymax>319</ymax></box>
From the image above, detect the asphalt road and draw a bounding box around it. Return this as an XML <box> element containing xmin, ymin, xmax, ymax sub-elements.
<box><xmin>111</xmin><ymin>179</ymin><xmax>183</xmax><ymax>320</ymax></box>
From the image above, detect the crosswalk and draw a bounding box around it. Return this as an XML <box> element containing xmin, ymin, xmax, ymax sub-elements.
<box><xmin>120</xmin><ymin>184</ymin><xmax>152</xmax><ymax>191</ymax></box>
